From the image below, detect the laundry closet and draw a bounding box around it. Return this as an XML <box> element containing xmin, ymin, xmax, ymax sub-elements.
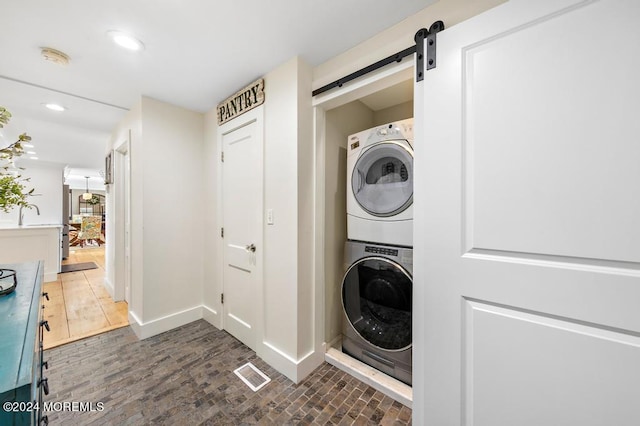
<box><xmin>314</xmin><ymin>63</ymin><xmax>415</xmax><ymax>403</ymax></box>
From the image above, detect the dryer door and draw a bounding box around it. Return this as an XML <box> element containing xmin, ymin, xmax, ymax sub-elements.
<box><xmin>351</xmin><ymin>141</ymin><xmax>413</xmax><ymax>217</ymax></box>
<box><xmin>342</xmin><ymin>257</ymin><xmax>412</xmax><ymax>351</ymax></box>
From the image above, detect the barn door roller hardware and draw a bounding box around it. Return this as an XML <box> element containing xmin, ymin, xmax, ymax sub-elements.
<box><xmin>311</xmin><ymin>21</ymin><xmax>444</xmax><ymax>97</ymax></box>
<box><xmin>415</xmin><ymin>21</ymin><xmax>445</xmax><ymax>82</ymax></box>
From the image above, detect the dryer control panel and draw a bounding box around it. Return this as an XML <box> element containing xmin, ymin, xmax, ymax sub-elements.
<box><xmin>366</xmin><ymin>119</ymin><xmax>414</xmax><ymax>145</ymax></box>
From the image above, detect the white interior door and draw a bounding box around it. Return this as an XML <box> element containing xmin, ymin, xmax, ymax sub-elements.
<box><xmin>414</xmin><ymin>1</ymin><xmax>640</xmax><ymax>425</ymax></box>
<box><xmin>222</xmin><ymin>114</ymin><xmax>263</xmax><ymax>351</ymax></box>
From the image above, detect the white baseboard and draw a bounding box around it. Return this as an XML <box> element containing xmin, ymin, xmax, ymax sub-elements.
<box><xmin>296</xmin><ymin>344</ymin><xmax>326</xmax><ymax>381</ymax></box>
<box><xmin>128</xmin><ymin>310</ymin><xmax>143</xmax><ymax>338</ymax></box>
<box><xmin>44</xmin><ymin>272</ymin><xmax>58</xmax><ymax>283</ymax></box>
<box><xmin>125</xmin><ymin>305</ymin><xmax>325</xmax><ymax>386</ymax></box>
<box><xmin>260</xmin><ymin>341</ymin><xmax>325</xmax><ymax>384</ymax></box>
<box><xmin>103</xmin><ymin>277</ymin><xmax>115</xmax><ymax>299</ymax></box>
<box><xmin>325</xmin><ymin>347</ymin><xmax>412</xmax><ymax>408</ymax></box>
<box><xmin>202</xmin><ymin>304</ymin><xmax>220</xmax><ymax>329</ymax></box>
<box><xmin>128</xmin><ymin>306</ymin><xmax>203</xmax><ymax>340</ymax></box>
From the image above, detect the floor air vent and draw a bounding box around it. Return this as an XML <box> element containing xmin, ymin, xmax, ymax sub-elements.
<box><xmin>234</xmin><ymin>362</ymin><xmax>271</xmax><ymax>392</ymax></box>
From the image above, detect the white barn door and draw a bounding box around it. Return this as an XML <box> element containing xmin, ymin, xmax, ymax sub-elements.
<box><xmin>414</xmin><ymin>0</ymin><xmax>640</xmax><ymax>425</ymax></box>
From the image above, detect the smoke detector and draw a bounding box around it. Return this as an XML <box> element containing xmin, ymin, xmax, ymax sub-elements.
<box><xmin>41</xmin><ymin>47</ymin><xmax>70</xmax><ymax>65</ymax></box>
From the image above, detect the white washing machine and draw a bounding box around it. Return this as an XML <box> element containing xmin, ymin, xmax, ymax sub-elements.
<box><xmin>346</xmin><ymin>118</ymin><xmax>414</xmax><ymax>247</ymax></box>
<box><xmin>342</xmin><ymin>240</ymin><xmax>412</xmax><ymax>385</ymax></box>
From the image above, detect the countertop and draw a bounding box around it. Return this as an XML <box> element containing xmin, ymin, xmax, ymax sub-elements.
<box><xmin>0</xmin><ymin>224</ymin><xmax>63</xmax><ymax>230</ymax></box>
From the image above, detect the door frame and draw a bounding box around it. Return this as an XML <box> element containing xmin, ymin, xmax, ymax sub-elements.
<box><xmin>216</xmin><ymin>106</ymin><xmax>265</xmax><ymax>341</ymax></box>
<box><xmin>113</xmin><ymin>136</ymin><xmax>131</xmax><ymax>304</ymax></box>
<box><xmin>312</xmin><ymin>58</ymin><xmax>414</xmax><ymax>402</ymax></box>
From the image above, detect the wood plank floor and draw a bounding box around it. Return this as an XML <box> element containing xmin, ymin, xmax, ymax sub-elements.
<box><xmin>44</xmin><ymin>320</ymin><xmax>412</xmax><ymax>425</ymax></box>
<box><xmin>43</xmin><ymin>245</ymin><xmax>129</xmax><ymax>350</ymax></box>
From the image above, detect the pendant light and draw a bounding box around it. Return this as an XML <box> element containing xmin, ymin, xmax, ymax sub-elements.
<box><xmin>82</xmin><ymin>176</ymin><xmax>93</xmax><ymax>200</ymax></box>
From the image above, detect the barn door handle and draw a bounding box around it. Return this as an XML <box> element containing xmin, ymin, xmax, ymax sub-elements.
<box><xmin>245</xmin><ymin>243</ymin><xmax>256</xmax><ymax>253</ymax></box>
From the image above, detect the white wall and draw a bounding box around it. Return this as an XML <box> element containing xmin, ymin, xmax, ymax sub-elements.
<box><xmin>0</xmin><ymin>162</ymin><xmax>64</xmax><ymax>226</ymax></box>
<box><xmin>107</xmin><ymin>96</ymin><xmax>205</xmax><ymax>337</ymax></box>
<box><xmin>140</xmin><ymin>97</ymin><xmax>205</xmax><ymax>323</ymax></box>
<box><xmin>263</xmin><ymin>59</ymin><xmax>298</xmax><ymax>353</ymax></box>
<box><xmin>260</xmin><ymin>56</ymin><xmax>322</xmax><ymax>381</ymax></box>
<box><xmin>373</xmin><ymin>100</ymin><xmax>413</xmax><ymax>126</ymax></box>
<box><xmin>296</xmin><ymin>56</ymin><xmax>315</xmax><ymax>358</ymax></box>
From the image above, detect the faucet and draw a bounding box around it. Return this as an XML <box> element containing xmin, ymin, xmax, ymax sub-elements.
<box><xmin>18</xmin><ymin>204</ymin><xmax>40</xmax><ymax>226</ymax></box>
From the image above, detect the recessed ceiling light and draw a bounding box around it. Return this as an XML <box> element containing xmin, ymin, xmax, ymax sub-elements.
<box><xmin>43</xmin><ymin>103</ymin><xmax>66</xmax><ymax>112</ymax></box>
<box><xmin>23</xmin><ymin>143</ymin><xmax>34</xmax><ymax>148</ymax></box>
<box><xmin>27</xmin><ymin>151</ymin><xmax>36</xmax><ymax>155</ymax></box>
<box><xmin>30</xmin><ymin>157</ymin><xmax>39</xmax><ymax>160</ymax></box>
<box><xmin>107</xmin><ymin>30</ymin><xmax>145</xmax><ymax>51</ymax></box>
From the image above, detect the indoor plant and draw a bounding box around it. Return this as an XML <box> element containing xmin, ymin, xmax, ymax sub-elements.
<box><xmin>0</xmin><ymin>106</ymin><xmax>34</xmax><ymax>213</ymax></box>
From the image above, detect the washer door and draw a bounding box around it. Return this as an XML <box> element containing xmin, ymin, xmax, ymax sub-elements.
<box><xmin>342</xmin><ymin>257</ymin><xmax>412</xmax><ymax>351</ymax></box>
<box><xmin>351</xmin><ymin>141</ymin><xmax>413</xmax><ymax>217</ymax></box>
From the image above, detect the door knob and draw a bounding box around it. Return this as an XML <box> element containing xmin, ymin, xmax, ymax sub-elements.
<box><xmin>245</xmin><ymin>243</ymin><xmax>256</xmax><ymax>253</ymax></box>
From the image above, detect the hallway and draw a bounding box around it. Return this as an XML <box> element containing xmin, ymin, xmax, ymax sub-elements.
<box><xmin>43</xmin><ymin>246</ymin><xmax>129</xmax><ymax>349</ymax></box>
<box><xmin>44</xmin><ymin>320</ymin><xmax>413</xmax><ymax>425</ymax></box>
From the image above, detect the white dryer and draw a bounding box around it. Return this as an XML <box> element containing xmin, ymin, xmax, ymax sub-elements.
<box><xmin>347</xmin><ymin>118</ymin><xmax>414</xmax><ymax>247</ymax></box>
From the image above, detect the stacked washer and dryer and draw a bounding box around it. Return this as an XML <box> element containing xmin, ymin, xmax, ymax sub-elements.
<box><xmin>341</xmin><ymin>118</ymin><xmax>414</xmax><ymax>386</ymax></box>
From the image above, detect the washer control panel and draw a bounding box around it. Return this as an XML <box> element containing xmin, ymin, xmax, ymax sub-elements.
<box><xmin>365</xmin><ymin>246</ymin><xmax>398</xmax><ymax>257</ymax></box>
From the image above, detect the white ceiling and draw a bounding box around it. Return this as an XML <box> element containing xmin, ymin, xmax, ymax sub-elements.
<box><xmin>359</xmin><ymin>79</ymin><xmax>414</xmax><ymax>111</ymax></box>
<box><xmin>0</xmin><ymin>0</ymin><xmax>435</xmax><ymax>179</ymax></box>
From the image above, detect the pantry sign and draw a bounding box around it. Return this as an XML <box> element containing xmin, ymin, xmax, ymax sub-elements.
<box><xmin>217</xmin><ymin>78</ymin><xmax>265</xmax><ymax>125</ymax></box>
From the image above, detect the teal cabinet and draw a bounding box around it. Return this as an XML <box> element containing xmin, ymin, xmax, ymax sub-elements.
<box><xmin>0</xmin><ymin>262</ymin><xmax>48</xmax><ymax>425</ymax></box>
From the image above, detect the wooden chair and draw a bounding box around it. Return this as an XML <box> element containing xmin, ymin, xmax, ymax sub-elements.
<box><xmin>78</xmin><ymin>216</ymin><xmax>102</xmax><ymax>247</ymax></box>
